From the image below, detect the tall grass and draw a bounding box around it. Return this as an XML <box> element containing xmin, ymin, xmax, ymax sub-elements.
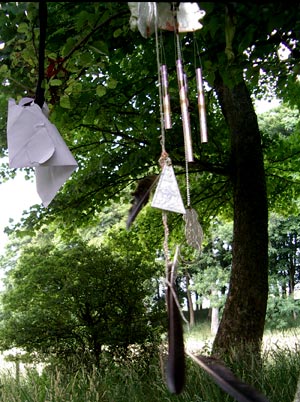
<box><xmin>0</xmin><ymin>328</ymin><xmax>300</xmax><ymax>401</ymax></box>
<box><xmin>0</xmin><ymin>350</ymin><xmax>299</xmax><ymax>402</ymax></box>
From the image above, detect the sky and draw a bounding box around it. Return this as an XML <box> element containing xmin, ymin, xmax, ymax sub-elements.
<box><xmin>0</xmin><ymin>162</ymin><xmax>41</xmax><ymax>252</ymax></box>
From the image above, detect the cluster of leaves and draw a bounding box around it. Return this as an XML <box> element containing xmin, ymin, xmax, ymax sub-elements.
<box><xmin>260</xmin><ymin>106</ymin><xmax>300</xmax><ymax>214</ymax></box>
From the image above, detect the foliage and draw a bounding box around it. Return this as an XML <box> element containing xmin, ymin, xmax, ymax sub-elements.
<box><xmin>0</xmin><ymin>2</ymin><xmax>298</xmax><ymax>234</ymax></box>
<box><xmin>189</xmin><ymin>220</ymin><xmax>232</xmax><ymax>309</ymax></box>
<box><xmin>259</xmin><ymin>106</ymin><xmax>300</xmax><ymax>214</ymax></box>
<box><xmin>266</xmin><ymin>295</ymin><xmax>300</xmax><ymax>330</ymax></box>
<box><xmin>0</xmin><ymin>235</ymin><xmax>165</xmax><ymax>367</ymax></box>
<box><xmin>268</xmin><ymin>213</ymin><xmax>300</xmax><ymax>295</ymax></box>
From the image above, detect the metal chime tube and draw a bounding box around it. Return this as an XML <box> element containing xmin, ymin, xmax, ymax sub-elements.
<box><xmin>160</xmin><ymin>65</ymin><xmax>172</xmax><ymax>129</ymax></box>
<box><xmin>176</xmin><ymin>59</ymin><xmax>193</xmax><ymax>162</ymax></box>
<box><xmin>196</xmin><ymin>67</ymin><xmax>208</xmax><ymax>143</ymax></box>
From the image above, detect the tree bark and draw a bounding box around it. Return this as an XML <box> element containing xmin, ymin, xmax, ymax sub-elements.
<box><xmin>212</xmin><ymin>74</ymin><xmax>269</xmax><ymax>359</ymax></box>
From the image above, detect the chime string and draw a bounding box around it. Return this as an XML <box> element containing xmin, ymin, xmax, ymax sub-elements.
<box><xmin>154</xmin><ymin>2</ymin><xmax>166</xmax><ymax>156</ymax></box>
<box><xmin>35</xmin><ymin>1</ymin><xmax>47</xmax><ymax>109</ymax></box>
<box><xmin>172</xmin><ymin>4</ymin><xmax>192</xmax><ymax>209</ymax></box>
<box><xmin>193</xmin><ymin>32</ymin><xmax>203</xmax><ymax>70</ymax></box>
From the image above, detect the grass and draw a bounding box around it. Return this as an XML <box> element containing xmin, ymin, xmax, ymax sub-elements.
<box><xmin>1</xmin><ymin>321</ymin><xmax>300</xmax><ymax>401</ymax></box>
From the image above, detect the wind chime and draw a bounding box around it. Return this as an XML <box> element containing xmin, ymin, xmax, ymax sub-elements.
<box><xmin>128</xmin><ymin>4</ymin><xmax>271</xmax><ymax>401</ymax></box>
<box><xmin>154</xmin><ymin>4</ymin><xmax>207</xmax><ymax>395</ymax></box>
<box><xmin>128</xmin><ymin>1</ymin><xmax>207</xmax><ymax>395</ymax></box>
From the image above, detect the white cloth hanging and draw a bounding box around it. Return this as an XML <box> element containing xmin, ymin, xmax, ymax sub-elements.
<box><xmin>7</xmin><ymin>97</ymin><xmax>78</xmax><ymax>207</ymax></box>
<box><xmin>128</xmin><ymin>2</ymin><xmax>205</xmax><ymax>39</ymax></box>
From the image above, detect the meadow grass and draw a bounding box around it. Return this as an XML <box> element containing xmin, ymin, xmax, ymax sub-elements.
<box><xmin>0</xmin><ymin>325</ymin><xmax>300</xmax><ymax>401</ymax></box>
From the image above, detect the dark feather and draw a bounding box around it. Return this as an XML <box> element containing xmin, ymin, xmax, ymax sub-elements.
<box><xmin>126</xmin><ymin>175</ymin><xmax>158</xmax><ymax>230</ymax></box>
<box><xmin>166</xmin><ymin>284</ymin><xmax>185</xmax><ymax>394</ymax></box>
<box><xmin>186</xmin><ymin>353</ymin><xmax>270</xmax><ymax>402</ymax></box>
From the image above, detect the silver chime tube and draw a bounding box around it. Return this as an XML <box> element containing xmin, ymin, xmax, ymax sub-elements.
<box><xmin>176</xmin><ymin>59</ymin><xmax>193</xmax><ymax>162</ymax></box>
<box><xmin>196</xmin><ymin>67</ymin><xmax>208</xmax><ymax>143</ymax></box>
<box><xmin>160</xmin><ymin>65</ymin><xmax>172</xmax><ymax>130</ymax></box>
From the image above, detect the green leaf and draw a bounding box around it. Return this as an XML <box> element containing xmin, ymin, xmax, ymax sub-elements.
<box><xmin>61</xmin><ymin>37</ymin><xmax>77</xmax><ymax>58</ymax></box>
<box><xmin>113</xmin><ymin>28</ymin><xmax>122</xmax><ymax>38</ymax></box>
<box><xmin>107</xmin><ymin>78</ymin><xmax>117</xmax><ymax>89</ymax></box>
<box><xmin>0</xmin><ymin>64</ymin><xmax>8</xmax><ymax>74</ymax></box>
<box><xmin>49</xmin><ymin>79</ymin><xmax>63</xmax><ymax>87</ymax></box>
<box><xmin>79</xmin><ymin>52</ymin><xmax>94</xmax><ymax>66</ymax></box>
<box><xmin>60</xmin><ymin>95</ymin><xmax>71</xmax><ymax>109</ymax></box>
<box><xmin>17</xmin><ymin>22</ymin><xmax>29</xmax><ymax>34</ymax></box>
<box><xmin>89</xmin><ymin>41</ymin><xmax>109</xmax><ymax>56</ymax></box>
<box><xmin>96</xmin><ymin>85</ymin><xmax>107</xmax><ymax>97</ymax></box>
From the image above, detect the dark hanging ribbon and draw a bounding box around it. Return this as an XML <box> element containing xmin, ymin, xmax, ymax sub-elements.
<box><xmin>187</xmin><ymin>353</ymin><xmax>270</xmax><ymax>402</ymax></box>
<box><xmin>34</xmin><ymin>1</ymin><xmax>47</xmax><ymax>108</ymax></box>
<box><xmin>166</xmin><ymin>263</ymin><xmax>185</xmax><ymax>395</ymax></box>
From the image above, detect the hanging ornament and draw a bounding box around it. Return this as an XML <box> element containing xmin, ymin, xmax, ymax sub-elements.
<box><xmin>151</xmin><ymin>157</ymin><xmax>186</xmax><ymax>215</ymax></box>
<box><xmin>183</xmin><ymin>208</ymin><xmax>204</xmax><ymax>251</ymax></box>
<box><xmin>196</xmin><ymin>67</ymin><xmax>208</xmax><ymax>143</ymax></box>
<box><xmin>7</xmin><ymin>98</ymin><xmax>78</xmax><ymax>207</ymax></box>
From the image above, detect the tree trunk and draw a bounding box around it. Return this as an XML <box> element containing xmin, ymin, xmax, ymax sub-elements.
<box><xmin>288</xmin><ymin>242</ymin><xmax>295</xmax><ymax>295</ymax></box>
<box><xmin>212</xmin><ymin>74</ymin><xmax>269</xmax><ymax>359</ymax></box>
<box><xmin>185</xmin><ymin>271</ymin><xmax>195</xmax><ymax>327</ymax></box>
<box><xmin>211</xmin><ymin>306</ymin><xmax>219</xmax><ymax>336</ymax></box>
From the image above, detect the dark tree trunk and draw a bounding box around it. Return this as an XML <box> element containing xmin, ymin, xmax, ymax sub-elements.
<box><xmin>212</xmin><ymin>74</ymin><xmax>269</xmax><ymax>359</ymax></box>
<box><xmin>288</xmin><ymin>235</ymin><xmax>296</xmax><ymax>295</ymax></box>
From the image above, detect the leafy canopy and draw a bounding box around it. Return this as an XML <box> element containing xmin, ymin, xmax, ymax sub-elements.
<box><xmin>0</xmin><ymin>2</ymin><xmax>299</xmax><ymax>250</ymax></box>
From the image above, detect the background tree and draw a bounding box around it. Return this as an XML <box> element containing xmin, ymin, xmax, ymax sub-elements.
<box><xmin>269</xmin><ymin>214</ymin><xmax>300</xmax><ymax>297</ymax></box>
<box><xmin>0</xmin><ymin>235</ymin><xmax>165</xmax><ymax>368</ymax></box>
<box><xmin>259</xmin><ymin>105</ymin><xmax>300</xmax><ymax>213</ymax></box>
<box><xmin>0</xmin><ymin>2</ymin><xmax>300</xmax><ymax>359</ymax></box>
<box><xmin>191</xmin><ymin>220</ymin><xmax>232</xmax><ymax>334</ymax></box>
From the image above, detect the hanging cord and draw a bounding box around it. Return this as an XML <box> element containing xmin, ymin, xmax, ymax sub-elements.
<box><xmin>35</xmin><ymin>1</ymin><xmax>47</xmax><ymax>108</ymax></box>
<box><xmin>154</xmin><ymin>3</ymin><xmax>166</xmax><ymax>154</ymax></box>
<box><xmin>193</xmin><ymin>32</ymin><xmax>203</xmax><ymax>70</ymax></box>
<box><xmin>154</xmin><ymin>2</ymin><xmax>169</xmax><ymax>265</ymax></box>
<box><xmin>165</xmin><ymin>244</ymin><xmax>189</xmax><ymax>326</ymax></box>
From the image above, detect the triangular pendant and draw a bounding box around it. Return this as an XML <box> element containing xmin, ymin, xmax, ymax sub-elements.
<box><xmin>151</xmin><ymin>164</ymin><xmax>186</xmax><ymax>214</ymax></box>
